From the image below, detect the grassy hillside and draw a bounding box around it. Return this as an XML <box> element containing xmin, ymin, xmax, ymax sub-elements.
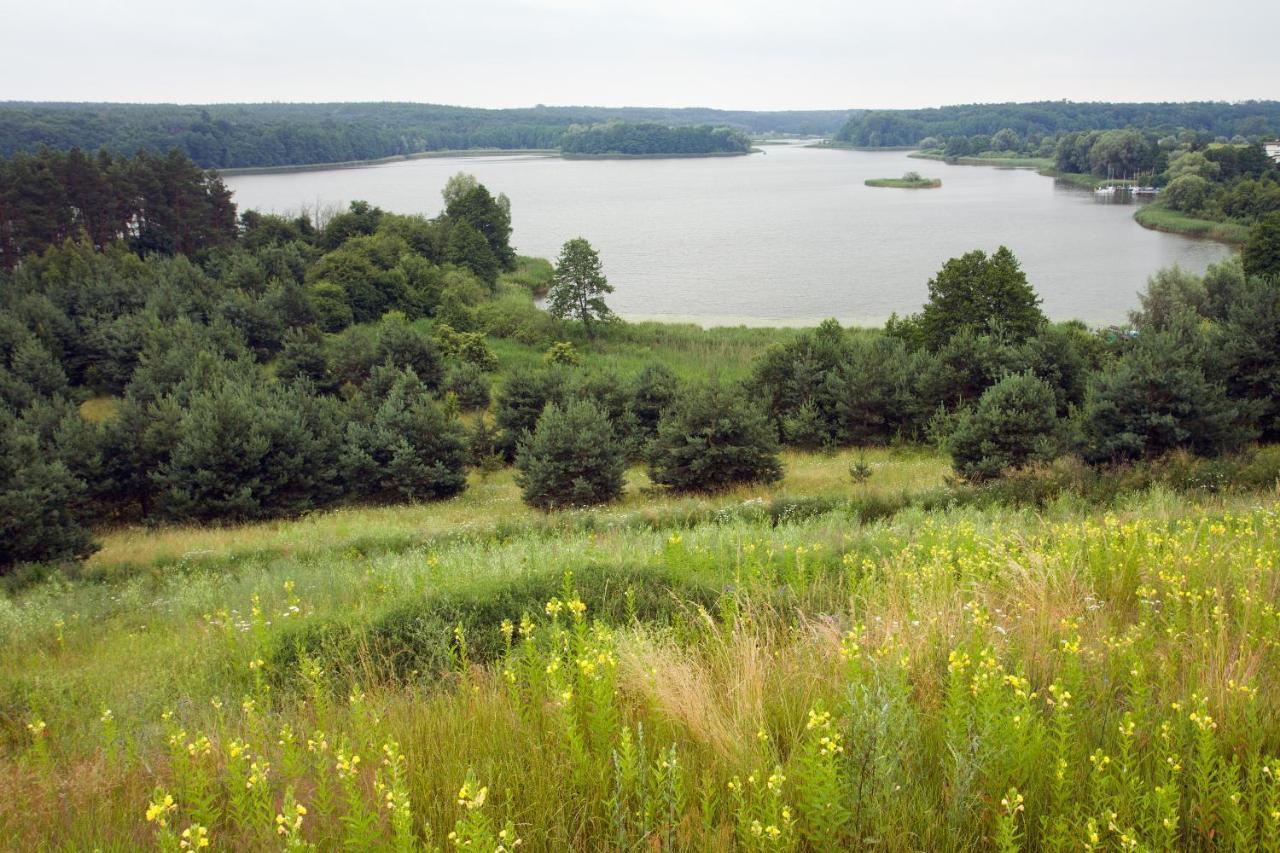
<box><xmin>4</xmin><ymin>444</ymin><xmax>1280</xmax><ymax>849</ymax></box>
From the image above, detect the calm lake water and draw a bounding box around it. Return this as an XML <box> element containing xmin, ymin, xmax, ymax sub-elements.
<box><xmin>224</xmin><ymin>144</ymin><xmax>1233</xmax><ymax>327</ymax></box>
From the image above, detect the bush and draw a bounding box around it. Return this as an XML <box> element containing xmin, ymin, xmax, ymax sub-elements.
<box><xmin>628</xmin><ymin>363</ymin><xmax>679</xmax><ymax>439</ymax></box>
<box><xmin>1242</xmin><ymin>211</ymin><xmax>1280</xmax><ymax>280</ymax></box>
<box><xmin>946</xmin><ymin>372</ymin><xmax>1062</xmax><ymax>481</ymax></box>
<box><xmin>374</xmin><ymin>315</ymin><xmax>442</xmax><ymax>389</ymax></box>
<box><xmin>648</xmin><ymin>382</ymin><xmax>783</xmax><ymax>492</ymax></box>
<box><xmin>443</xmin><ymin>362</ymin><xmax>492</xmax><ymax>411</ymax></box>
<box><xmin>543</xmin><ymin>341</ymin><xmax>581</xmax><ymax>366</ymax></box>
<box><xmin>494</xmin><ymin>367</ymin><xmax>567</xmax><ymax>459</ymax></box>
<box><xmin>0</xmin><ymin>410</ymin><xmax>98</xmax><ymax>572</ymax></box>
<box><xmin>1080</xmin><ymin>322</ymin><xmax>1257</xmax><ymax>464</ymax></box>
<box><xmin>157</xmin><ymin>378</ymin><xmax>348</xmax><ymax>522</ymax></box>
<box><xmin>345</xmin><ymin>369</ymin><xmax>470</xmax><ymax>503</ymax></box>
<box><xmin>515</xmin><ymin>399</ymin><xmax>626</xmax><ymax>509</ymax></box>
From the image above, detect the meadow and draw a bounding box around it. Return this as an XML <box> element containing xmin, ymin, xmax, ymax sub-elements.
<box><xmin>4</xmin><ymin>445</ymin><xmax>1280</xmax><ymax>850</ymax></box>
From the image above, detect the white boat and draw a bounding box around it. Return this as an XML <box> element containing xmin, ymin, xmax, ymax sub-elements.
<box><xmin>1094</xmin><ymin>184</ymin><xmax>1117</xmax><ymax>195</ymax></box>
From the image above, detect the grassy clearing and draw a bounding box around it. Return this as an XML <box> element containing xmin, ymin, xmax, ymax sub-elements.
<box><xmin>1133</xmin><ymin>204</ymin><xmax>1251</xmax><ymax>244</ymax></box>
<box><xmin>85</xmin><ymin>447</ymin><xmax>947</xmax><ymax>575</ymax></box>
<box><xmin>491</xmin><ymin>321</ymin><xmax>807</xmax><ymax>383</ymax></box>
<box><xmin>864</xmin><ymin>177</ymin><xmax>941</xmax><ymax>189</ymax></box>
<box><xmin>5</xmin><ymin>441</ymin><xmax>1280</xmax><ymax>848</ymax></box>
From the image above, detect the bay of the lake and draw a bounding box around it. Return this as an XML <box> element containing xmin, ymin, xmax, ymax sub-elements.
<box><xmin>223</xmin><ymin>143</ymin><xmax>1233</xmax><ymax>327</ymax></box>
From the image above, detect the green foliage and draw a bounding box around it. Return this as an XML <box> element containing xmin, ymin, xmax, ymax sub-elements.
<box><xmin>1242</xmin><ymin>212</ymin><xmax>1280</xmax><ymax>280</ymax></box>
<box><xmin>515</xmin><ymin>398</ymin><xmax>625</xmax><ymax>509</ymax></box>
<box><xmin>0</xmin><ymin>148</ymin><xmax>236</xmax><ymax>268</ymax></box>
<box><xmin>543</xmin><ymin>340</ymin><xmax>581</xmax><ymax>366</ymax></box>
<box><xmin>494</xmin><ymin>367</ymin><xmax>567</xmax><ymax>459</ymax></box>
<box><xmin>0</xmin><ymin>409</ymin><xmax>97</xmax><ymax>571</ymax></box>
<box><xmin>0</xmin><ymin>102</ymin><xmax>849</xmax><ymax>168</ymax></box>
<box><xmin>946</xmin><ymin>373</ymin><xmax>1062</xmax><ymax>481</ymax></box>
<box><xmin>916</xmin><ymin>247</ymin><xmax>1046</xmax><ymax>350</ymax></box>
<box><xmin>443</xmin><ymin>174</ymin><xmax>515</xmax><ymax>270</ymax></box>
<box><xmin>373</xmin><ymin>315</ymin><xmax>443</xmax><ymax>389</ymax></box>
<box><xmin>443</xmin><ymin>362</ymin><xmax>492</xmax><ymax>411</ymax></box>
<box><xmin>1163</xmin><ymin>174</ymin><xmax>1215</xmax><ymax>215</ymax></box>
<box><xmin>344</xmin><ymin>369</ymin><xmax>470</xmax><ymax>503</ymax></box>
<box><xmin>157</xmin><ymin>378</ymin><xmax>348</xmax><ymax>522</ymax></box>
<box><xmin>838</xmin><ymin>101</ymin><xmax>1280</xmax><ymax>147</ymax></box>
<box><xmin>546</xmin><ymin>238</ymin><xmax>614</xmax><ymax>338</ymax></box>
<box><xmin>559</xmin><ymin>122</ymin><xmax>751</xmax><ymax>157</ymax></box>
<box><xmin>648</xmin><ymin>382</ymin><xmax>783</xmax><ymax>492</ymax></box>
<box><xmin>1080</xmin><ymin>322</ymin><xmax>1257</xmax><ymax>464</ymax></box>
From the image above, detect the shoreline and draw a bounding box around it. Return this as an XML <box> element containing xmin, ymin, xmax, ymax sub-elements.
<box><xmin>1132</xmin><ymin>205</ymin><xmax>1250</xmax><ymax>244</ymax></box>
<box><xmin>907</xmin><ymin>150</ymin><xmax>1247</xmax><ymax>245</ymax></box>
<box><xmin>214</xmin><ymin>148</ymin><xmax>560</xmax><ymax>176</ymax></box>
<box><xmin>216</xmin><ymin>146</ymin><xmax>757</xmax><ymax>176</ymax></box>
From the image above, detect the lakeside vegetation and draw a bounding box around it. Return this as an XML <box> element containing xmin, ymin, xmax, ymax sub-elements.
<box><xmin>865</xmin><ymin>171</ymin><xmax>941</xmax><ymax>189</ymax></box>
<box><xmin>4</xmin><ymin>142</ymin><xmax>1280</xmax><ymax>849</ymax></box>
<box><xmin>1133</xmin><ymin>205</ymin><xmax>1253</xmax><ymax>243</ymax></box>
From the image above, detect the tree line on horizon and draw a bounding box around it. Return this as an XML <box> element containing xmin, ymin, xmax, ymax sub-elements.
<box><xmin>836</xmin><ymin>101</ymin><xmax>1280</xmax><ymax>148</ymax></box>
<box><xmin>0</xmin><ymin>103</ymin><xmax>850</xmax><ymax>169</ymax></box>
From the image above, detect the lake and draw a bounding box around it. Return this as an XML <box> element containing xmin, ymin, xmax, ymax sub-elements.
<box><xmin>223</xmin><ymin>144</ymin><xmax>1233</xmax><ymax>327</ymax></box>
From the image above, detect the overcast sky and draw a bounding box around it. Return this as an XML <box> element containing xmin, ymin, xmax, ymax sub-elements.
<box><xmin>3</xmin><ymin>0</ymin><xmax>1276</xmax><ymax>109</ymax></box>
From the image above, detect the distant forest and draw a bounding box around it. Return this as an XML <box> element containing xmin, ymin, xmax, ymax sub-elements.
<box><xmin>837</xmin><ymin>101</ymin><xmax>1280</xmax><ymax>147</ymax></box>
<box><xmin>0</xmin><ymin>103</ymin><xmax>851</xmax><ymax>169</ymax></box>
<box><xmin>560</xmin><ymin>123</ymin><xmax>751</xmax><ymax>157</ymax></box>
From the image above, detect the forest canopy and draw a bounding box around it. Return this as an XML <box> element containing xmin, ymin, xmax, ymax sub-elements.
<box><xmin>0</xmin><ymin>102</ymin><xmax>849</xmax><ymax>169</ymax></box>
<box><xmin>836</xmin><ymin>101</ymin><xmax>1280</xmax><ymax>147</ymax></box>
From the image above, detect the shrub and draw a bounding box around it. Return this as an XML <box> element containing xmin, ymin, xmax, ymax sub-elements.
<box><xmin>157</xmin><ymin>378</ymin><xmax>348</xmax><ymax>522</ymax></box>
<box><xmin>648</xmin><ymin>382</ymin><xmax>783</xmax><ymax>492</ymax></box>
<box><xmin>515</xmin><ymin>399</ymin><xmax>626</xmax><ymax>510</ymax></box>
<box><xmin>435</xmin><ymin>323</ymin><xmax>498</xmax><ymax>371</ymax></box>
<box><xmin>1080</xmin><ymin>322</ymin><xmax>1257</xmax><ymax>464</ymax></box>
<box><xmin>628</xmin><ymin>363</ymin><xmax>679</xmax><ymax>437</ymax></box>
<box><xmin>345</xmin><ymin>370</ymin><xmax>470</xmax><ymax>503</ymax></box>
<box><xmin>946</xmin><ymin>372</ymin><xmax>1062</xmax><ymax>481</ymax></box>
<box><xmin>374</xmin><ymin>315</ymin><xmax>442</xmax><ymax>389</ymax></box>
<box><xmin>0</xmin><ymin>410</ymin><xmax>98</xmax><ymax>572</ymax></box>
<box><xmin>443</xmin><ymin>362</ymin><xmax>492</xmax><ymax>411</ymax></box>
<box><xmin>494</xmin><ymin>367</ymin><xmax>567</xmax><ymax>459</ymax></box>
<box><xmin>543</xmin><ymin>341</ymin><xmax>581</xmax><ymax>366</ymax></box>
<box><xmin>1242</xmin><ymin>211</ymin><xmax>1280</xmax><ymax>280</ymax></box>
<box><xmin>828</xmin><ymin>335</ymin><xmax>922</xmax><ymax>443</ymax></box>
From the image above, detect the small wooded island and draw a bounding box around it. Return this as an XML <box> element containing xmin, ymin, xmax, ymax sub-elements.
<box><xmin>865</xmin><ymin>171</ymin><xmax>942</xmax><ymax>188</ymax></box>
<box><xmin>559</xmin><ymin>121</ymin><xmax>752</xmax><ymax>158</ymax></box>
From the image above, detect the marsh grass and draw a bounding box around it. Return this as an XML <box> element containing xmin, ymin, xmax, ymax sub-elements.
<box><xmin>1133</xmin><ymin>204</ymin><xmax>1251</xmax><ymax>244</ymax></box>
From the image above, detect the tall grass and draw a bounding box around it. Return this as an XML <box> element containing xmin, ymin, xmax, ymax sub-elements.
<box><xmin>4</xmin><ymin>479</ymin><xmax>1280</xmax><ymax>849</ymax></box>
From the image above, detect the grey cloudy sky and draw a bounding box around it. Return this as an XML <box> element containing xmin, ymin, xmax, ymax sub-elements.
<box><xmin>3</xmin><ymin>0</ymin><xmax>1276</xmax><ymax>108</ymax></box>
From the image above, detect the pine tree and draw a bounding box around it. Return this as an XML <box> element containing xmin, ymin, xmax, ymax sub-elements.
<box><xmin>515</xmin><ymin>398</ymin><xmax>625</xmax><ymax>509</ymax></box>
<box><xmin>546</xmin><ymin>238</ymin><xmax>614</xmax><ymax>339</ymax></box>
<box><xmin>648</xmin><ymin>382</ymin><xmax>783</xmax><ymax>492</ymax></box>
<box><xmin>946</xmin><ymin>372</ymin><xmax>1062</xmax><ymax>481</ymax></box>
<box><xmin>344</xmin><ymin>369</ymin><xmax>470</xmax><ymax>502</ymax></box>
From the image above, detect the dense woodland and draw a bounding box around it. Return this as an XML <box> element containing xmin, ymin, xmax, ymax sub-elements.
<box><xmin>0</xmin><ymin>103</ymin><xmax>850</xmax><ymax>169</ymax></box>
<box><xmin>559</xmin><ymin>123</ymin><xmax>751</xmax><ymax>157</ymax></box>
<box><xmin>3</xmin><ymin>147</ymin><xmax>1280</xmax><ymax>573</ymax></box>
<box><xmin>836</xmin><ymin>101</ymin><xmax>1280</xmax><ymax>148</ymax></box>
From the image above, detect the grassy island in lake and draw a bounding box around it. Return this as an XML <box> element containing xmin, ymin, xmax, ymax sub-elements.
<box><xmin>865</xmin><ymin>171</ymin><xmax>941</xmax><ymax>188</ymax></box>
